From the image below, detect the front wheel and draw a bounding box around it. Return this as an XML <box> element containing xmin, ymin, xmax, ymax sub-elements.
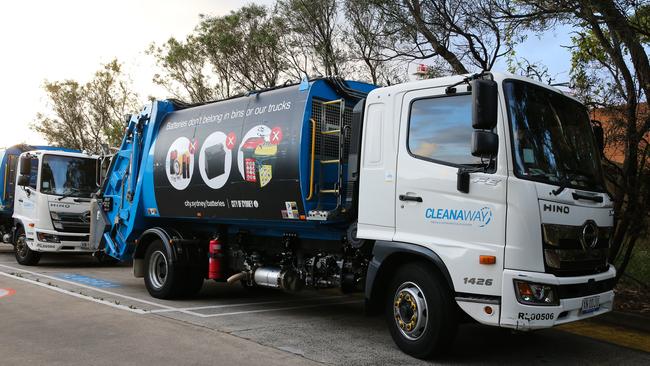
<box><xmin>385</xmin><ymin>262</ymin><xmax>457</xmax><ymax>359</ymax></box>
<box><xmin>14</xmin><ymin>227</ymin><xmax>41</xmax><ymax>266</ymax></box>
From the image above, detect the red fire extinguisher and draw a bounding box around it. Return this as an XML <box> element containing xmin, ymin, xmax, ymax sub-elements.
<box><xmin>208</xmin><ymin>237</ymin><xmax>222</xmax><ymax>279</ymax></box>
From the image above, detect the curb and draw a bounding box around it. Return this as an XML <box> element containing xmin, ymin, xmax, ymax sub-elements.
<box><xmin>593</xmin><ymin>311</ymin><xmax>650</xmax><ymax>333</ymax></box>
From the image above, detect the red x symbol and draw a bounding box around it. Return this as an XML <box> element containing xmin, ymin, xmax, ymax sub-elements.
<box><xmin>189</xmin><ymin>138</ymin><xmax>198</xmax><ymax>154</ymax></box>
<box><xmin>270</xmin><ymin>127</ymin><xmax>283</xmax><ymax>145</ymax></box>
<box><xmin>226</xmin><ymin>132</ymin><xmax>236</xmax><ymax>150</ymax></box>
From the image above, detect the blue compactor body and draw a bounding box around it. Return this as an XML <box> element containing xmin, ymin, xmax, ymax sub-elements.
<box><xmin>93</xmin><ymin>79</ymin><xmax>376</xmax><ymax>266</ymax></box>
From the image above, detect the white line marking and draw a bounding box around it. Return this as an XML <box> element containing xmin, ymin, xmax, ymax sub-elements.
<box><xmin>0</xmin><ymin>271</ymin><xmax>146</xmax><ymax>314</ymax></box>
<box><xmin>198</xmin><ymin>300</ymin><xmax>363</xmax><ymax>318</ymax></box>
<box><xmin>148</xmin><ymin>295</ymin><xmax>350</xmax><ymax>313</ymax></box>
<box><xmin>0</xmin><ymin>263</ymin><xmax>180</xmax><ymax>312</ymax></box>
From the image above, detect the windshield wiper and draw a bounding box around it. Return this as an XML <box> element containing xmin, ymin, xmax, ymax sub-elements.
<box><xmin>57</xmin><ymin>188</ymin><xmax>81</xmax><ymax>201</ymax></box>
<box><xmin>551</xmin><ymin>180</ymin><xmax>570</xmax><ymax>196</ymax></box>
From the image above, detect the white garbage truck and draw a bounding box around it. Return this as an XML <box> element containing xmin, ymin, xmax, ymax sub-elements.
<box><xmin>91</xmin><ymin>73</ymin><xmax>616</xmax><ymax>358</ymax></box>
<box><xmin>8</xmin><ymin>148</ymin><xmax>100</xmax><ymax>265</ymax></box>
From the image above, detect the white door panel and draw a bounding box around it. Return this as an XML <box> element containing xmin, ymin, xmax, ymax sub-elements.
<box><xmin>394</xmin><ymin>87</ymin><xmax>507</xmax><ymax>296</ymax></box>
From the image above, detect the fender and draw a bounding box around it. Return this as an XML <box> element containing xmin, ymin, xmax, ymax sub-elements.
<box><xmin>365</xmin><ymin>241</ymin><xmax>454</xmax><ymax>305</ymax></box>
<box><xmin>133</xmin><ymin>227</ymin><xmax>207</xmax><ymax>278</ymax></box>
<box><xmin>135</xmin><ymin>227</ymin><xmax>177</xmax><ymax>261</ymax></box>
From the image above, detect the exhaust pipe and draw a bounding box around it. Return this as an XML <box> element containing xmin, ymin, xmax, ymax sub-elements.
<box><xmin>226</xmin><ymin>272</ymin><xmax>247</xmax><ymax>285</ymax></box>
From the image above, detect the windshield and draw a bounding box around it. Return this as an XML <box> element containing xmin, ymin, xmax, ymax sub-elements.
<box><xmin>40</xmin><ymin>155</ymin><xmax>97</xmax><ymax>197</ymax></box>
<box><xmin>503</xmin><ymin>80</ymin><xmax>605</xmax><ymax>192</ymax></box>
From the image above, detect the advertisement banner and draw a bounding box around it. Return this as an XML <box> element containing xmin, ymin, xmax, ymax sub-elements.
<box><xmin>152</xmin><ymin>86</ymin><xmax>308</xmax><ymax>220</ymax></box>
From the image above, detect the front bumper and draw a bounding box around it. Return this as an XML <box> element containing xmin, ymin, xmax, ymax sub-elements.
<box><xmin>500</xmin><ymin>267</ymin><xmax>616</xmax><ymax>330</ymax></box>
<box><xmin>27</xmin><ymin>229</ymin><xmax>93</xmax><ymax>253</ymax></box>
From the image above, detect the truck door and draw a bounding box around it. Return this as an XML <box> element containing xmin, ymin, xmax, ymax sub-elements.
<box><xmin>394</xmin><ymin>87</ymin><xmax>507</xmax><ymax>295</ymax></box>
<box><xmin>14</xmin><ymin>156</ymin><xmax>39</xmax><ymax>221</ymax></box>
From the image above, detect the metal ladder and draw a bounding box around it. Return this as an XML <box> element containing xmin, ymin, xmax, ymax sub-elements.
<box><xmin>307</xmin><ymin>99</ymin><xmax>346</xmax><ymax>221</ymax></box>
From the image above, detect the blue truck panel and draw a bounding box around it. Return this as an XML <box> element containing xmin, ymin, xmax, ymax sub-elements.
<box><xmin>99</xmin><ymin>79</ymin><xmax>376</xmax><ymax>260</ymax></box>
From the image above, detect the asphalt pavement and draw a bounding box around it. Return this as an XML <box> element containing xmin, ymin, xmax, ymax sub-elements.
<box><xmin>0</xmin><ymin>244</ymin><xmax>648</xmax><ymax>365</ymax></box>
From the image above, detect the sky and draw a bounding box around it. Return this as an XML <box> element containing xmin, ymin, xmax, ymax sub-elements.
<box><xmin>0</xmin><ymin>0</ymin><xmax>573</xmax><ymax>148</ymax></box>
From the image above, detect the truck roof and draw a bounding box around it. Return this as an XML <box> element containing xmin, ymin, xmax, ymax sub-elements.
<box><xmin>369</xmin><ymin>71</ymin><xmax>581</xmax><ymax>104</ymax></box>
<box><xmin>24</xmin><ymin>149</ymin><xmax>98</xmax><ymax>159</ymax></box>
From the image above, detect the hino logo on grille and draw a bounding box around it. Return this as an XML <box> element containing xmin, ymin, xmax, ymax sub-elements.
<box><xmin>580</xmin><ymin>221</ymin><xmax>599</xmax><ymax>250</ymax></box>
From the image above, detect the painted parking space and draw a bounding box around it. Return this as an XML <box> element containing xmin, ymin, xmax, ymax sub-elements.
<box><xmin>56</xmin><ymin>273</ymin><xmax>121</xmax><ymax>288</ymax></box>
<box><xmin>0</xmin><ymin>252</ymin><xmax>648</xmax><ymax>366</ymax></box>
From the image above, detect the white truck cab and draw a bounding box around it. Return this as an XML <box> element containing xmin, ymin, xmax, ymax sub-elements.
<box><xmin>12</xmin><ymin>149</ymin><xmax>99</xmax><ymax>265</ymax></box>
<box><xmin>358</xmin><ymin>73</ymin><xmax>615</xmax><ymax>340</ymax></box>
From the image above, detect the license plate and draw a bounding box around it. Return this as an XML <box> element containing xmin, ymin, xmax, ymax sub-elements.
<box><xmin>581</xmin><ymin>295</ymin><xmax>600</xmax><ymax>314</ymax></box>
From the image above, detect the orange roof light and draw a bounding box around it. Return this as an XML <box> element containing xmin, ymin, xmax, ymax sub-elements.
<box><xmin>479</xmin><ymin>255</ymin><xmax>496</xmax><ymax>265</ymax></box>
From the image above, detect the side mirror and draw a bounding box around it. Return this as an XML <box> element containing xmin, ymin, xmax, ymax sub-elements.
<box><xmin>471</xmin><ymin>79</ymin><xmax>499</xmax><ymax>130</ymax></box>
<box><xmin>591</xmin><ymin>120</ymin><xmax>604</xmax><ymax>155</ymax></box>
<box><xmin>17</xmin><ymin>175</ymin><xmax>30</xmax><ymax>187</ymax></box>
<box><xmin>471</xmin><ymin>130</ymin><xmax>499</xmax><ymax>157</ymax></box>
<box><xmin>19</xmin><ymin>155</ymin><xmax>31</xmax><ymax>176</ymax></box>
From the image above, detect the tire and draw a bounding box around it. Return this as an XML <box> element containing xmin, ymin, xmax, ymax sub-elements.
<box><xmin>144</xmin><ymin>240</ymin><xmax>203</xmax><ymax>299</ymax></box>
<box><xmin>385</xmin><ymin>261</ymin><xmax>457</xmax><ymax>359</ymax></box>
<box><xmin>14</xmin><ymin>227</ymin><xmax>41</xmax><ymax>266</ymax></box>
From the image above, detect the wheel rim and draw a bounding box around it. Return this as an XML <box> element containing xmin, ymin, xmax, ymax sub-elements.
<box><xmin>15</xmin><ymin>235</ymin><xmax>28</xmax><ymax>258</ymax></box>
<box><xmin>393</xmin><ymin>281</ymin><xmax>428</xmax><ymax>341</ymax></box>
<box><xmin>148</xmin><ymin>250</ymin><xmax>168</xmax><ymax>289</ymax></box>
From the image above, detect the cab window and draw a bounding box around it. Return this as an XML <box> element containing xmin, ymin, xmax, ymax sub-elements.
<box><xmin>408</xmin><ymin>94</ymin><xmax>481</xmax><ymax>166</ymax></box>
<box><xmin>29</xmin><ymin>158</ymin><xmax>39</xmax><ymax>189</ymax></box>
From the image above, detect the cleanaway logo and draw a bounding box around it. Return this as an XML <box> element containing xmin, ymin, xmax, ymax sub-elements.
<box><xmin>424</xmin><ymin>206</ymin><xmax>493</xmax><ymax>227</ymax></box>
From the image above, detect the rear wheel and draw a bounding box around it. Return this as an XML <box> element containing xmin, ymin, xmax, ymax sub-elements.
<box><xmin>385</xmin><ymin>262</ymin><xmax>457</xmax><ymax>359</ymax></box>
<box><xmin>144</xmin><ymin>240</ymin><xmax>203</xmax><ymax>299</ymax></box>
<box><xmin>14</xmin><ymin>227</ymin><xmax>41</xmax><ymax>266</ymax></box>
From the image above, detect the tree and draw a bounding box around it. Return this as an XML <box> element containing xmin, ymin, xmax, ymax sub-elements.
<box><xmin>32</xmin><ymin>59</ymin><xmax>139</xmax><ymax>153</ymax></box>
<box><xmin>148</xmin><ymin>37</ymin><xmax>219</xmax><ymax>103</ymax></box>
<box><xmin>278</xmin><ymin>0</ymin><xmax>346</xmax><ymax>77</ymax></box>
<box><xmin>368</xmin><ymin>0</ymin><xmax>517</xmax><ymax>75</ymax></box>
<box><xmin>499</xmin><ymin>0</ymin><xmax>650</xmax><ymax>282</ymax></box>
<box><xmin>195</xmin><ymin>4</ymin><xmax>290</xmax><ymax>91</ymax></box>
<box><xmin>343</xmin><ymin>0</ymin><xmax>406</xmax><ymax>85</ymax></box>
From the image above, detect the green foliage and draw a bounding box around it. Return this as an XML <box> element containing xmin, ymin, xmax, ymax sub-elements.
<box><xmin>148</xmin><ymin>37</ymin><xmax>217</xmax><ymax>103</ymax></box>
<box><xmin>196</xmin><ymin>4</ymin><xmax>290</xmax><ymax>91</ymax></box>
<box><xmin>31</xmin><ymin>59</ymin><xmax>139</xmax><ymax>153</ymax></box>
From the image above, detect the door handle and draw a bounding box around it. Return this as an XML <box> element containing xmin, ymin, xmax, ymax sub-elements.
<box><xmin>399</xmin><ymin>194</ymin><xmax>423</xmax><ymax>203</ymax></box>
<box><xmin>18</xmin><ymin>199</ymin><xmax>23</xmax><ymax>203</ymax></box>
<box><xmin>572</xmin><ymin>192</ymin><xmax>603</xmax><ymax>203</ymax></box>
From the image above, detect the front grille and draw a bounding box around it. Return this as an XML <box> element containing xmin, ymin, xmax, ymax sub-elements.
<box><xmin>52</xmin><ymin>212</ymin><xmax>91</xmax><ymax>233</ymax></box>
<box><xmin>542</xmin><ymin>223</ymin><xmax>611</xmax><ymax>277</ymax></box>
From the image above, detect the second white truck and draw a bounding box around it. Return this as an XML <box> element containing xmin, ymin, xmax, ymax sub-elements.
<box><xmin>11</xmin><ymin>149</ymin><xmax>99</xmax><ymax>265</ymax></box>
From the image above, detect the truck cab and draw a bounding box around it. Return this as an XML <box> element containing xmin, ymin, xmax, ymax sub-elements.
<box><xmin>12</xmin><ymin>149</ymin><xmax>100</xmax><ymax>265</ymax></box>
<box><xmin>358</xmin><ymin>73</ymin><xmax>615</xmax><ymax>347</ymax></box>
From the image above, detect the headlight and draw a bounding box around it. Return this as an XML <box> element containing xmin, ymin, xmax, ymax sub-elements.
<box><xmin>37</xmin><ymin>232</ymin><xmax>60</xmax><ymax>243</ymax></box>
<box><xmin>514</xmin><ymin>280</ymin><xmax>559</xmax><ymax>306</ymax></box>
<box><xmin>50</xmin><ymin>212</ymin><xmax>61</xmax><ymax>220</ymax></box>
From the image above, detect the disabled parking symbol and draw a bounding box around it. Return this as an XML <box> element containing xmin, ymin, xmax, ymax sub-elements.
<box><xmin>56</xmin><ymin>274</ymin><xmax>121</xmax><ymax>288</ymax></box>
